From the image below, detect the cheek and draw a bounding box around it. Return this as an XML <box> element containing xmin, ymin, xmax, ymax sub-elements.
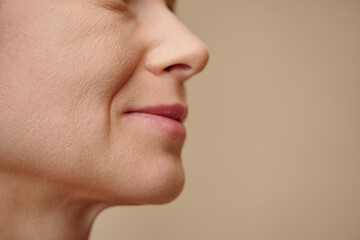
<box><xmin>0</xmin><ymin>1</ymin><xmax>142</xmax><ymax>182</ymax></box>
<box><xmin>0</xmin><ymin>1</ymin><xmax>185</xmax><ymax>204</ymax></box>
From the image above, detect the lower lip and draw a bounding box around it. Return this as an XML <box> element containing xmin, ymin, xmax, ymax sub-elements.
<box><xmin>124</xmin><ymin>112</ymin><xmax>186</xmax><ymax>138</ymax></box>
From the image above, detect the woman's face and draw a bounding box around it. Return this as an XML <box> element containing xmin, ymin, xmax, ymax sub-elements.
<box><xmin>0</xmin><ymin>0</ymin><xmax>208</xmax><ymax>203</ymax></box>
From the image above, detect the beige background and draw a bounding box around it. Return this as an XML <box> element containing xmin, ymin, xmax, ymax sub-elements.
<box><xmin>90</xmin><ymin>1</ymin><xmax>360</xmax><ymax>239</ymax></box>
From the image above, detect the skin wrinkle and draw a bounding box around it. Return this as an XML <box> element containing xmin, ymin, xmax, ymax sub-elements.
<box><xmin>0</xmin><ymin>0</ymin><xmax>208</xmax><ymax>239</ymax></box>
<box><xmin>108</xmin><ymin>43</ymin><xmax>142</xmax><ymax>136</ymax></box>
<box><xmin>96</xmin><ymin>0</ymin><xmax>131</xmax><ymax>14</ymax></box>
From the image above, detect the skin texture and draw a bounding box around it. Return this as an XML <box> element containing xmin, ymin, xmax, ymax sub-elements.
<box><xmin>0</xmin><ymin>0</ymin><xmax>209</xmax><ymax>239</ymax></box>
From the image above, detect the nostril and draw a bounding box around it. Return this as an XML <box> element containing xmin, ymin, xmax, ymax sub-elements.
<box><xmin>164</xmin><ymin>64</ymin><xmax>191</xmax><ymax>72</ymax></box>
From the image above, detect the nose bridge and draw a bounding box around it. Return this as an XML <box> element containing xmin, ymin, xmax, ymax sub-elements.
<box><xmin>145</xmin><ymin>10</ymin><xmax>209</xmax><ymax>80</ymax></box>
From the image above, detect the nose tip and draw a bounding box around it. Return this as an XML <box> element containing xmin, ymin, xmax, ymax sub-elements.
<box><xmin>159</xmin><ymin>43</ymin><xmax>209</xmax><ymax>80</ymax></box>
<box><xmin>145</xmin><ymin>15</ymin><xmax>210</xmax><ymax>81</ymax></box>
<box><xmin>190</xmin><ymin>44</ymin><xmax>210</xmax><ymax>75</ymax></box>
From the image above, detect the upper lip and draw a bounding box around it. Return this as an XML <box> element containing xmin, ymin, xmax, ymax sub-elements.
<box><xmin>125</xmin><ymin>104</ymin><xmax>188</xmax><ymax>123</ymax></box>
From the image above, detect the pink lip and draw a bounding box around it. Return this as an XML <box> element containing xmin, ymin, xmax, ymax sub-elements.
<box><xmin>124</xmin><ymin>104</ymin><xmax>188</xmax><ymax>137</ymax></box>
<box><xmin>125</xmin><ymin>104</ymin><xmax>188</xmax><ymax>123</ymax></box>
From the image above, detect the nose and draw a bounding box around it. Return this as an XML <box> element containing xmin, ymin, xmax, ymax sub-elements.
<box><xmin>144</xmin><ymin>10</ymin><xmax>209</xmax><ymax>82</ymax></box>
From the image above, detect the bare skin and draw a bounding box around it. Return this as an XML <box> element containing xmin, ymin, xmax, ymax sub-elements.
<box><xmin>0</xmin><ymin>0</ymin><xmax>209</xmax><ymax>239</ymax></box>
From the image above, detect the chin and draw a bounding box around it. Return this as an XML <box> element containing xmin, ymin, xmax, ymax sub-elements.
<box><xmin>143</xmin><ymin>170</ymin><xmax>185</xmax><ymax>205</ymax></box>
<box><xmin>141</xmin><ymin>154</ymin><xmax>186</xmax><ymax>204</ymax></box>
<box><xmin>131</xmin><ymin>160</ymin><xmax>185</xmax><ymax>205</ymax></box>
<box><xmin>95</xmin><ymin>154</ymin><xmax>186</xmax><ymax>205</ymax></box>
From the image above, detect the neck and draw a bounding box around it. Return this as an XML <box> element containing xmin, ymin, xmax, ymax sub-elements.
<box><xmin>0</xmin><ymin>171</ymin><xmax>108</xmax><ymax>240</ymax></box>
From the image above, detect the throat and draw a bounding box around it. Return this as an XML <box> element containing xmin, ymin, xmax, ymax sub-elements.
<box><xmin>0</xmin><ymin>171</ymin><xmax>107</xmax><ymax>240</ymax></box>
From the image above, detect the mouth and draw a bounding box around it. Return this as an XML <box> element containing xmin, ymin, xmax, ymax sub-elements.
<box><xmin>124</xmin><ymin>104</ymin><xmax>188</xmax><ymax>137</ymax></box>
<box><xmin>124</xmin><ymin>104</ymin><xmax>188</xmax><ymax>123</ymax></box>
